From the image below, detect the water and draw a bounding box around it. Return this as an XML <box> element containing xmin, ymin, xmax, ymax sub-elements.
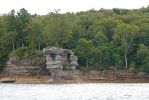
<box><xmin>1</xmin><ymin>83</ymin><xmax>149</xmax><ymax>100</ymax></box>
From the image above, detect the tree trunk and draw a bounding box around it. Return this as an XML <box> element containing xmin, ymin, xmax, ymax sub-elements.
<box><xmin>125</xmin><ymin>50</ymin><xmax>128</xmax><ymax>69</ymax></box>
<box><xmin>123</xmin><ymin>35</ymin><xmax>128</xmax><ymax>69</ymax></box>
<box><xmin>21</xmin><ymin>42</ymin><xmax>24</xmax><ymax>47</ymax></box>
<box><xmin>38</xmin><ymin>42</ymin><xmax>40</xmax><ymax>50</ymax></box>
<box><xmin>114</xmin><ymin>59</ymin><xmax>116</xmax><ymax>68</ymax></box>
<box><xmin>12</xmin><ymin>38</ymin><xmax>15</xmax><ymax>51</ymax></box>
<box><xmin>86</xmin><ymin>59</ymin><xmax>88</xmax><ymax>68</ymax></box>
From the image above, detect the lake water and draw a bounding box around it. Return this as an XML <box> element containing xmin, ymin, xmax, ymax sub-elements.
<box><xmin>1</xmin><ymin>83</ymin><xmax>149</xmax><ymax>100</ymax></box>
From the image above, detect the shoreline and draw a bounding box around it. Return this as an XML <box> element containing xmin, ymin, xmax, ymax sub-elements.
<box><xmin>1</xmin><ymin>70</ymin><xmax>149</xmax><ymax>84</ymax></box>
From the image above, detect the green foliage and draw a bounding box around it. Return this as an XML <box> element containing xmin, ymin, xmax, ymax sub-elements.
<box><xmin>141</xmin><ymin>62</ymin><xmax>149</xmax><ymax>73</ymax></box>
<box><xmin>115</xmin><ymin>23</ymin><xmax>139</xmax><ymax>68</ymax></box>
<box><xmin>1</xmin><ymin>7</ymin><xmax>149</xmax><ymax>73</ymax></box>
<box><xmin>137</xmin><ymin>44</ymin><xmax>149</xmax><ymax>73</ymax></box>
<box><xmin>137</xmin><ymin>44</ymin><xmax>149</xmax><ymax>59</ymax></box>
<box><xmin>0</xmin><ymin>34</ymin><xmax>12</xmax><ymax>69</ymax></box>
<box><xmin>11</xmin><ymin>47</ymin><xmax>43</xmax><ymax>60</ymax></box>
<box><xmin>75</xmin><ymin>38</ymin><xmax>94</xmax><ymax>67</ymax></box>
<box><xmin>129</xmin><ymin>62</ymin><xmax>138</xmax><ymax>73</ymax></box>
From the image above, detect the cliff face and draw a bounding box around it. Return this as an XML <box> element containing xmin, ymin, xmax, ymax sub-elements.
<box><xmin>2</xmin><ymin>47</ymin><xmax>149</xmax><ymax>83</ymax></box>
<box><xmin>2</xmin><ymin>57</ymin><xmax>50</xmax><ymax>76</ymax></box>
<box><xmin>2</xmin><ymin>47</ymin><xmax>79</xmax><ymax>78</ymax></box>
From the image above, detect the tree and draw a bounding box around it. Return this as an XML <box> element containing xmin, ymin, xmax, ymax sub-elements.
<box><xmin>7</xmin><ymin>10</ymin><xmax>17</xmax><ymax>51</ymax></box>
<box><xmin>137</xmin><ymin>44</ymin><xmax>149</xmax><ymax>67</ymax></box>
<box><xmin>25</xmin><ymin>17</ymin><xmax>44</xmax><ymax>50</ymax></box>
<box><xmin>93</xmin><ymin>18</ymin><xmax>117</xmax><ymax>42</ymax></box>
<box><xmin>115</xmin><ymin>23</ymin><xmax>139</xmax><ymax>68</ymax></box>
<box><xmin>137</xmin><ymin>44</ymin><xmax>149</xmax><ymax>72</ymax></box>
<box><xmin>0</xmin><ymin>16</ymin><xmax>7</xmax><ymax>38</ymax></box>
<box><xmin>16</xmin><ymin>8</ymin><xmax>31</xmax><ymax>47</ymax></box>
<box><xmin>43</xmin><ymin>10</ymin><xmax>62</xmax><ymax>46</ymax></box>
<box><xmin>0</xmin><ymin>33</ymin><xmax>12</xmax><ymax>69</ymax></box>
<box><xmin>75</xmin><ymin>38</ymin><xmax>94</xmax><ymax>68</ymax></box>
<box><xmin>110</xmin><ymin>42</ymin><xmax>123</xmax><ymax>69</ymax></box>
<box><xmin>8</xmin><ymin>31</ymin><xmax>16</xmax><ymax>51</ymax></box>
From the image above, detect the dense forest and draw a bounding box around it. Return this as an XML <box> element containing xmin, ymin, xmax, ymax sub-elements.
<box><xmin>0</xmin><ymin>7</ymin><xmax>149</xmax><ymax>73</ymax></box>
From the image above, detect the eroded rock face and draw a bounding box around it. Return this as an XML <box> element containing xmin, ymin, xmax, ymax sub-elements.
<box><xmin>2</xmin><ymin>47</ymin><xmax>78</xmax><ymax>80</ymax></box>
<box><xmin>43</xmin><ymin>47</ymin><xmax>78</xmax><ymax>70</ymax></box>
<box><xmin>3</xmin><ymin>57</ymin><xmax>50</xmax><ymax>76</ymax></box>
<box><xmin>43</xmin><ymin>47</ymin><xmax>78</xmax><ymax>80</ymax></box>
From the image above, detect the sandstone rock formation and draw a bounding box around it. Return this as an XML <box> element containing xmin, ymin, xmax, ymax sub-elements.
<box><xmin>43</xmin><ymin>47</ymin><xmax>78</xmax><ymax>70</ymax></box>
<box><xmin>2</xmin><ymin>47</ymin><xmax>78</xmax><ymax>81</ymax></box>
<box><xmin>3</xmin><ymin>57</ymin><xmax>50</xmax><ymax>76</ymax></box>
<box><xmin>43</xmin><ymin>47</ymin><xmax>78</xmax><ymax>80</ymax></box>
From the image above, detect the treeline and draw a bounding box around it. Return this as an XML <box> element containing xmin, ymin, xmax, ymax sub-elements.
<box><xmin>0</xmin><ymin>7</ymin><xmax>149</xmax><ymax>72</ymax></box>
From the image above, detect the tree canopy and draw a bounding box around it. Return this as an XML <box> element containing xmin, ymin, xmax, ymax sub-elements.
<box><xmin>0</xmin><ymin>7</ymin><xmax>149</xmax><ymax>72</ymax></box>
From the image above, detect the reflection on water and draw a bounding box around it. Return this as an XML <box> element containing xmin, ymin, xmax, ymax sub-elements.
<box><xmin>1</xmin><ymin>83</ymin><xmax>149</xmax><ymax>100</ymax></box>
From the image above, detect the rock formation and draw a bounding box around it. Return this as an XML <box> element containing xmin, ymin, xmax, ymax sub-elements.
<box><xmin>43</xmin><ymin>47</ymin><xmax>78</xmax><ymax>70</ymax></box>
<box><xmin>43</xmin><ymin>47</ymin><xmax>79</xmax><ymax>80</ymax></box>
<box><xmin>3</xmin><ymin>57</ymin><xmax>50</xmax><ymax>76</ymax></box>
<box><xmin>2</xmin><ymin>47</ymin><xmax>78</xmax><ymax>81</ymax></box>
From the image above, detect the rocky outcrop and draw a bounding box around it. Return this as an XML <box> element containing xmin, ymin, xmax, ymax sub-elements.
<box><xmin>2</xmin><ymin>47</ymin><xmax>78</xmax><ymax>80</ymax></box>
<box><xmin>3</xmin><ymin>57</ymin><xmax>50</xmax><ymax>76</ymax></box>
<box><xmin>43</xmin><ymin>47</ymin><xmax>79</xmax><ymax>80</ymax></box>
<box><xmin>43</xmin><ymin>47</ymin><xmax>78</xmax><ymax>70</ymax></box>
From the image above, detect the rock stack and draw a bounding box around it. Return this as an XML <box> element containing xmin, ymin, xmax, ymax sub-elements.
<box><xmin>43</xmin><ymin>47</ymin><xmax>79</xmax><ymax>80</ymax></box>
<box><xmin>43</xmin><ymin>47</ymin><xmax>78</xmax><ymax>70</ymax></box>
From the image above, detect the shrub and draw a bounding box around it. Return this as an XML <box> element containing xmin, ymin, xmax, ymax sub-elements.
<box><xmin>11</xmin><ymin>47</ymin><xmax>44</xmax><ymax>60</ymax></box>
<box><xmin>141</xmin><ymin>62</ymin><xmax>149</xmax><ymax>73</ymax></box>
<box><xmin>129</xmin><ymin>62</ymin><xmax>138</xmax><ymax>73</ymax></box>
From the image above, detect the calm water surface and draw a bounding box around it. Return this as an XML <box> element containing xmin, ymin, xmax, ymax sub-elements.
<box><xmin>1</xmin><ymin>83</ymin><xmax>149</xmax><ymax>100</ymax></box>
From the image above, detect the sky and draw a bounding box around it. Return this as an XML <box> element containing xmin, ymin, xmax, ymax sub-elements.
<box><xmin>0</xmin><ymin>0</ymin><xmax>149</xmax><ymax>15</ymax></box>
